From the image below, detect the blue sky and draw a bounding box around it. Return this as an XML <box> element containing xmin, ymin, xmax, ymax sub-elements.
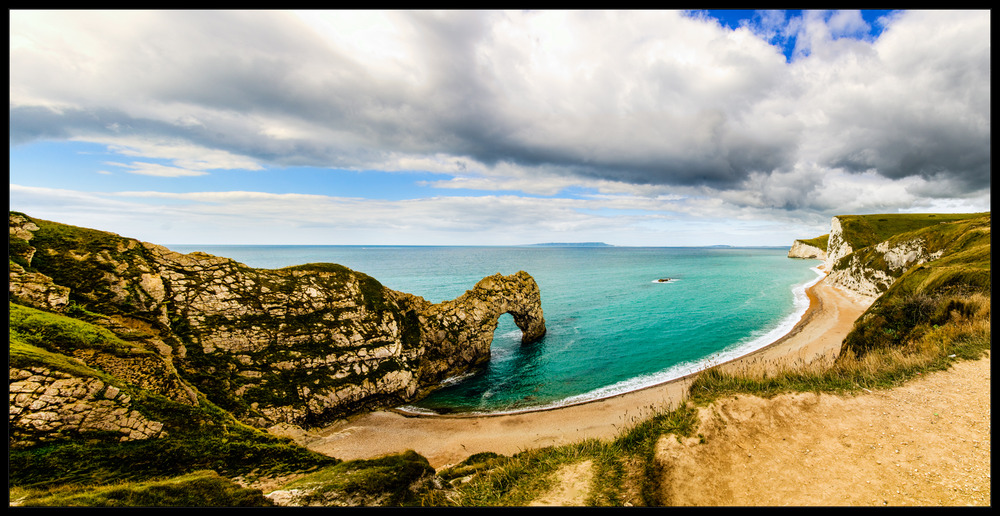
<box><xmin>9</xmin><ymin>10</ymin><xmax>991</xmax><ymax>246</ymax></box>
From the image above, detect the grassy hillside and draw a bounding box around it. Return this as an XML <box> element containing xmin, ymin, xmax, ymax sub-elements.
<box><xmin>11</xmin><ymin>470</ymin><xmax>276</xmax><ymax>507</ymax></box>
<box><xmin>9</xmin><ymin>302</ymin><xmax>338</xmax><ymax>489</ymax></box>
<box><xmin>841</xmin><ymin>214</ymin><xmax>990</xmax><ymax>356</ymax></box>
<box><xmin>834</xmin><ymin>212</ymin><xmax>987</xmax><ymax>252</ymax></box>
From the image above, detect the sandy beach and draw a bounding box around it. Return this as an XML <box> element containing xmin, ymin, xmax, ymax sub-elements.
<box><xmin>288</xmin><ymin>274</ymin><xmax>872</xmax><ymax>469</ymax></box>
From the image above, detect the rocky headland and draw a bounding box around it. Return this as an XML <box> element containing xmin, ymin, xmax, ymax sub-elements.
<box><xmin>787</xmin><ymin>238</ymin><xmax>827</xmax><ymax>261</ymax></box>
<box><xmin>9</xmin><ymin>212</ymin><xmax>545</xmax><ymax>446</ymax></box>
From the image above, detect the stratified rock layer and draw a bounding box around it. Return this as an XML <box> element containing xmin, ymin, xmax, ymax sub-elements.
<box><xmin>9</xmin><ymin>212</ymin><xmax>546</xmax><ymax>435</ymax></box>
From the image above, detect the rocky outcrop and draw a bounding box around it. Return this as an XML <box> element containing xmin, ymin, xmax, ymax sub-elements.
<box><xmin>9</xmin><ymin>366</ymin><xmax>167</xmax><ymax>447</ymax></box>
<box><xmin>814</xmin><ymin>216</ymin><xmax>951</xmax><ymax>303</ymax></box>
<box><xmin>8</xmin><ymin>212</ymin><xmax>546</xmax><ymax>435</ymax></box>
<box><xmin>9</xmin><ymin>213</ymin><xmax>69</xmax><ymax>312</ymax></box>
<box><xmin>826</xmin><ymin>236</ymin><xmax>945</xmax><ymax>302</ymax></box>
<box><xmin>397</xmin><ymin>271</ymin><xmax>547</xmax><ymax>382</ymax></box>
<box><xmin>787</xmin><ymin>240</ymin><xmax>827</xmax><ymax>261</ymax></box>
<box><xmin>8</xmin><ymin>262</ymin><xmax>70</xmax><ymax>312</ymax></box>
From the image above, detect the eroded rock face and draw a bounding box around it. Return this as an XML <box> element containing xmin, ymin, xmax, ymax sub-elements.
<box><xmin>9</xmin><ymin>366</ymin><xmax>167</xmax><ymax>447</ymax></box>
<box><xmin>9</xmin><ymin>213</ymin><xmax>546</xmax><ymax>431</ymax></box>
<box><xmin>818</xmin><ymin>216</ymin><xmax>946</xmax><ymax>303</ymax></box>
<box><xmin>824</xmin><ymin>217</ymin><xmax>853</xmax><ymax>272</ymax></box>
<box><xmin>398</xmin><ymin>271</ymin><xmax>547</xmax><ymax>382</ymax></box>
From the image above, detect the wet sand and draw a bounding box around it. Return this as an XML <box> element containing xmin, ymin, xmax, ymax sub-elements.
<box><xmin>295</xmin><ymin>275</ymin><xmax>872</xmax><ymax>469</ymax></box>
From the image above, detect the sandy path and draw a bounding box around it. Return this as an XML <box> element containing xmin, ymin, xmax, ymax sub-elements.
<box><xmin>657</xmin><ymin>354</ymin><xmax>991</xmax><ymax>506</ymax></box>
<box><xmin>293</xmin><ymin>274</ymin><xmax>871</xmax><ymax>469</ymax></box>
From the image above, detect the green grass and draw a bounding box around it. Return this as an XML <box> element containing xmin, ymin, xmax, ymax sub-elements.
<box><xmin>282</xmin><ymin>450</ymin><xmax>434</xmax><ymax>506</ymax></box>
<box><xmin>406</xmin><ymin>403</ymin><xmax>700</xmax><ymax>507</ymax></box>
<box><xmin>426</xmin><ymin>442</ymin><xmax>606</xmax><ymax>506</ymax></box>
<box><xmin>10</xmin><ymin>470</ymin><xmax>276</xmax><ymax>507</ymax></box>
<box><xmin>690</xmin><ymin>303</ymin><xmax>990</xmax><ymax>404</ymax></box>
<box><xmin>797</xmin><ymin>234</ymin><xmax>829</xmax><ymax>251</ymax></box>
<box><xmin>9</xmin><ymin>426</ymin><xmax>339</xmax><ymax>489</ymax></box>
<box><xmin>10</xmin><ymin>302</ymin><xmax>146</xmax><ymax>358</ymax></box>
<box><xmin>840</xmin><ymin>215</ymin><xmax>990</xmax><ymax>356</ymax></box>
<box><xmin>9</xmin><ymin>337</ymin><xmax>109</xmax><ymax>380</ymax></box>
<box><xmin>834</xmin><ymin>212</ymin><xmax>986</xmax><ymax>252</ymax></box>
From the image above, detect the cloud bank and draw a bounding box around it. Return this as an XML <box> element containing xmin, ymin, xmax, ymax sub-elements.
<box><xmin>9</xmin><ymin>10</ymin><xmax>991</xmax><ymax>244</ymax></box>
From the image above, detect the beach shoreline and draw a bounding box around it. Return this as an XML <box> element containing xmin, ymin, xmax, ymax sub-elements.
<box><xmin>392</xmin><ymin>265</ymin><xmax>827</xmax><ymax>418</ymax></box>
<box><xmin>290</xmin><ymin>273</ymin><xmax>873</xmax><ymax>468</ymax></box>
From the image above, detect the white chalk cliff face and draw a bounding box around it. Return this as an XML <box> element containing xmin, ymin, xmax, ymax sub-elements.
<box><xmin>787</xmin><ymin>240</ymin><xmax>827</xmax><ymax>261</ymax></box>
<box><xmin>822</xmin><ymin>217</ymin><xmax>945</xmax><ymax>303</ymax></box>
<box><xmin>824</xmin><ymin>217</ymin><xmax>852</xmax><ymax>271</ymax></box>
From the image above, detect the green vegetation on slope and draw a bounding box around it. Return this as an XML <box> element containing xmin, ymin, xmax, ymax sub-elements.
<box><xmin>834</xmin><ymin>212</ymin><xmax>986</xmax><ymax>253</ymax></box>
<box><xmin>10</xmin><ymin>302</ymin><xmax>148</xmax><ymax>358</ymax></box>
<box><xmin>840</xmin><ymin>214</ymin><xmax>990</xmax><ymax>356</ymax></box>
<box><xmin>281</xmin><ymin>450</ymin><xmax>436</xmax><ymax>506</ymax></box>
<box><xmin>11</xmin><ymin>470</ymin><xmax>276</xmax><ymax>507</ymax></box>
<box><xmin>8</xmin><ymin>300</ymin><xmax>338</xmax><ymax>489</ymax></box>
<box><xmin>797</xmin><ymin>234</ymin><xmax>829</xmax><ymax>252</ymax></box>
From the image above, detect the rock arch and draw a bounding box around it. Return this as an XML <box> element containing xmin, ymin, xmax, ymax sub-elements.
<box><xmin>407</xmin><ymin>271</ymin><xmax>546</xmax><ymax>387</ymax></box>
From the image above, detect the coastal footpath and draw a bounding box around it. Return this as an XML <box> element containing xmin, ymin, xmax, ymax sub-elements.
<box><xmin>9</xmin><ymin>212</ymin><xmax>545</xmax><ymax>445</ymax></box>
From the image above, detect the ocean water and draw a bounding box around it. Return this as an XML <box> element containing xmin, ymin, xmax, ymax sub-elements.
<box><xmin>168</xmin><ymin>245</ymin><xmax>822</xmax><ymax>415</ymax></box>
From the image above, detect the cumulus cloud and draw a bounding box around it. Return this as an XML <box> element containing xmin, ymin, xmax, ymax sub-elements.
<box><xmin>9</xmin><ymin>9</ymin><xmax>991</xmax><ymax>225</ymax></box>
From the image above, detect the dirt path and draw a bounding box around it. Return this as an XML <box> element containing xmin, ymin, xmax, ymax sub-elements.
<box><xmin>656</xmin><ymin>353</ymin><xmax>991</xmax><ymax>506</ymax></box>
<box><xmin>528</xmin><ymin>460</ymin><xmax>594</xmax><ymax>506</ymax></box>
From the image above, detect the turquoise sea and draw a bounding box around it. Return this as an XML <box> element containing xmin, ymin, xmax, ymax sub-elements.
<box><xmin>168</xmin><ymin>245</ymin><xmax>822</xmax><ymax>415</ymax></box>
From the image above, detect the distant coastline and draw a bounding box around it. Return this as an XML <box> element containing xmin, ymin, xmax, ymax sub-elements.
<box><xmin>521</xmin><ymin>242</ymin><xmax>614</xmax><ymax>247</ymax></box>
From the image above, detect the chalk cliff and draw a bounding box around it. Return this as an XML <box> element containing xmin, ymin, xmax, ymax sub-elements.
<box><xmin>9</xmin><ymin>212</ymin><xmax>546</xmax><ymax>444</ymax></box>
<box><xmin>792</xmin><ymin>213</ymin><xmax>989</xmax><ymax>360</ymax></box>
<box><xmin>819</xmin><ymin>215</ymin><xmax>972</xmax><ymax>303</ymax></box>
<box><xmin>790</xmin><ymin>213</ymin><xmax>990</xmax><ymax>309</ymax></box>
<box><xmin>787</xmin><ymin>239</ymin><xmax>827</xmax><ymax>261</ymax></box>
